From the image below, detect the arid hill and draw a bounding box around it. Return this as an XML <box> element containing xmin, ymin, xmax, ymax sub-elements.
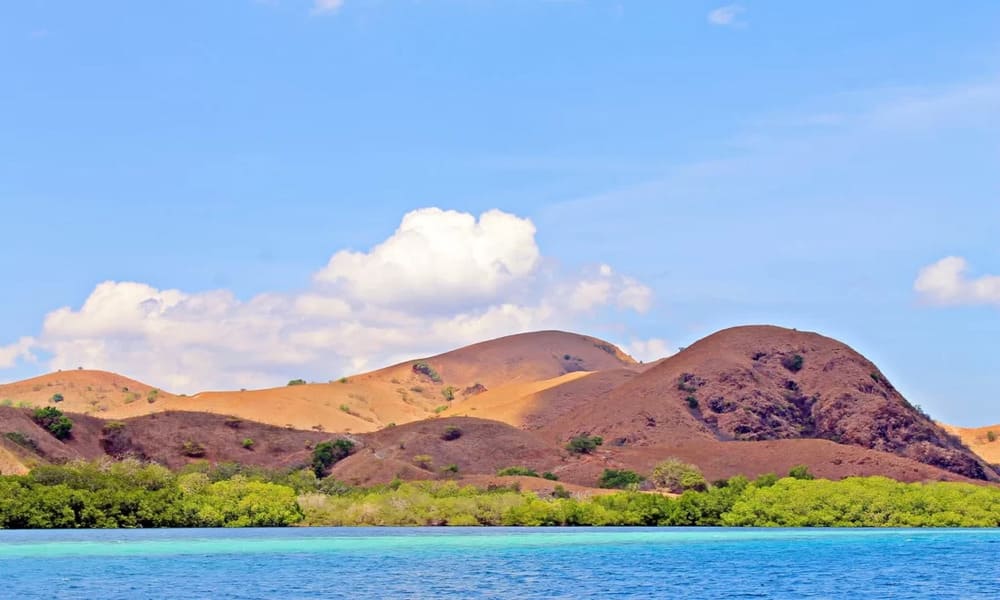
<box><xmin>1</xmin><ymin>326</ymin><xmax>996</xmax><ymax>485</ymax></box>
<box><xmin>941</xmin><ymin>423</ymin><xmax>1000</xmax><ymax>465</ymax></box>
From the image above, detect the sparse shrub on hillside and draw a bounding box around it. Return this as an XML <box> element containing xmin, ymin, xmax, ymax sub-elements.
<box><xmin>542</xmin><ymin>472</ymin><xmax>559</xmax><ymax>481</ymax></box>
<box><xmin>441</xmin><ymin>386</ymin><xmax>456</xmax><ymax>401</ymax></box>
<box><xmin>339</xmin><ymin>377</ymin><xmax>349</xmax><ymax>384</ymax></box>
<box><xmin>433</xmin><ymin>405</ymin><xmax>448</xmax><ymax>414</ymax></box>
<box><xmin>100</xmin><ymin>421</ymin><xmax>132</xmax><ymax>457</ymax></box>
<box><xmin>685</xmin><ymin>395</ymin><xmax>699</xmax><ymax>409</ymax></box>
<box><xmin>755</xmin><ymin>473</ymin><xmax>779</xmax><ymax>487</ymax></box>
<box><xmin>50</xmin><ymin>393</ymin><xmax>64</xmax><ymax>403</ymax></box>
<box><xmin>242</xmin><ymin>438</ymin><xmax>255</xmax><ymax>450</ymax></box>
<box><xmin>650</xmin><ymin>458</ymin><xmax>707</xmax><ymax>493</ymax></box>
<box><xmin>677</xmin><ymin>373</ymin><xmax>699</xmax><ymax>393</ymax></box>
<box><xmin>788</xmin><ymin>465</ymin><xmax>815</xmax><ymax>480</ymax></box>
<box><xmin>147</xmin><ymin>389</ymin><xmax>159</xmax><ymax>403</ymax></box>
<box><xmin>311</xmin><ymin>438</ymin><xmax>355</xmax><ymax>477</ymax></box>
<box><xmin>440</xmin><ymin>464</ymin><xmax>459</xmax><ymax>477</ymax></box>
<box><xmin>3</xmin><ymin>431</ymin><xmax>39</xmax><ymax>453</ymax></box>
<box><xmin>441</xmin><ymin>426</ymin><xmax>462</xmax><ymax>441</ymax></box>
<box><xmin>287</xmin><ymin>379</ymin><xmax>307</xmax><ymax>386</ymax></box>
<box><xmin>412</xmin><ymin>362</ymin><xmax>442</xmax><ymax>383</ymax></box>
<box><xmin>497</xmin><ymin>466</ymin><xmax>539</xmax><ymax>477</ymax></box>
<box><xmin>32</xmin><ymin>407</ymin><xmax>73</xmax><ymax>440</ymax></box>
<box><xmin>598</xmin><ymin>469</ymin><xmax>644</xmax><ymax>489</ymax></box>
<box><xmin>988</xmin><ymin>431</ymin><xmax>998</xmax><ymax>443</ymax></box>
<box><xmin>413</xmin><ymin>454</ymin><xmax>433</xmax><ymax>470</ymax></box>
<box><xmin>552</xmin><ymin>484</ymin><xmax>571</xmax><ymax>499</ymax></box>
<box><xmin>339</xmin><ymin>404</ymin><xmax>352</xmax><ymax>414</ymax></box>
<box><xmin>1</xmin><ymin>399</ymin><xmax>12</xmax><ymax>407</ymax></box>
<box><xmin>781</xmin><ymin>354</ymin><xmax>804</xmax><ymax>373</ymax></box>
<box><xmin>180</xmin><ymin>441</ymin><xmax>206</xmax><ymax>457</ymax></box>
<box><xmin>565</xmin><ymin>434</ymin><xmax>603</xmax><ymax>455</ymax></box>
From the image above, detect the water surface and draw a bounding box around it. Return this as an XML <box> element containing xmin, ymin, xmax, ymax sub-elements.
<box><xmin>1</xmin><ymin>528</ymin><xmax>997</xmax><ymax>598</ymax></box>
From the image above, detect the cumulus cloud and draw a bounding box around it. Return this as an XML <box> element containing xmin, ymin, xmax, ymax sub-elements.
<box><xmin>312</xmin><ymin>0</ymin><xmax>344</xmax><ymax>15</ymax></box>
<box><xmin>0</xmin><ymin>337</ymin><xmax>36</xmax><ymax>369</ymax></box>
<box><xmin>707</xmin><ymin>4</ymin><xmax>745</xmax><ymax>27</ymax></box>
<box><xmin>315</xmin><ymin>208</ymin><xmax>541</xmax><ymax>312</ymax></box>
<box><xmin>914</xmin><ymin>256</ymin><xmax>1000</xmax><ymax>306</ymax></box>
<box><xmin>627</xmin><ymin>338</ymin><xmax>672</xmax><ymax>363</ymax></box>
<box><xmin>1</xmin><ymin>208</ymin><xmax>656</xmax><ymax>392</ymax></box>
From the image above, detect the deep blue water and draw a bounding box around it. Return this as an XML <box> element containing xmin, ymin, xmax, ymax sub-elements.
<box><xmin>0</xmin><ymin>528</ymin><xmax>998</xmax><ymax>598</ymax></box>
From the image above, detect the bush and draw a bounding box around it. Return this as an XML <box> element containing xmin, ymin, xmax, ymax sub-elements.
<box><xmin>988</xmin><ymin>431</ymin><xmax>997</xmax><ymax>443</ymax></box>
<box><xmin>542</xmin><ymin>472</ymin><xmax>559</xmax><ymax>481</ymax></box>
<box><xmin>565</xmin><ymin>434</ymin><xmax>603</xmax><ymax>455</ymax></box>
<box><xmin>497</xmin><ymin>466</ymin><xmax>539</xmax><ymax>477</ymax></box>
<box><xmin>442</xmin><ymin>386</ymin><xmax>456</xmax><ymax>401</ymax></box>
<box><xmin>413</xmin><ymin>454</ymin><xmax>433</xmax><ymax>469</ymax></box>
<box><xmin>287</xmin><ymin>379</ymin><xmax>307</xmax><ymax>386</ymax></box>
<box><xmin>440</xmin><ymin>464</ymin><xmax>459</xmax><ymax>476</ymax></box>
<box><xmin>781</xmin><ymin>354</ymin><xmax>804</xmax><ymax>372</ymax></box>
<box><xmin>440</xmin><ymin>426</ymin><xmax>462</xmax><ymax>441</ymax></box>
<box><xmin>650</xmin><ymin>458</ymin><xmax>707</xmax><ymax>493</ymax></box>
<box><xmin>50</xmin><ymin>393</ymin><xmax>64</xmax><ymax>403</ymax></box>
<box><xmin>433</xmin><ymin>405</ymin><xmax>448</xmax><ymax>414</ymax></box>
<box><xmin>311</xmin><ymin>439</ymin><xmax>355</xmax><ymax>477</ymax></box>
<box><xmin>552</xmin><ymin>484</ymin><xmax>571</xmax><ymax>499</ymax></box>
<box><xmin>180</xmin><ymin>441</ymin><xmax>206</xmax><ymax>457</ymax></box>
<box><xmin>3</xmin><ymin>431</ymin><xmax>39</xmax><ymax>452</ymax></box>
<box><xmin>32</xmin><ymin>407</ymin><xmax>73</xmax><ymax>440</ymax></box>
<box><xmin>412</xmin><ymin>362</ymin><xmax>442</xmax><ymax>383</ymax></box>
<box><xmin>788</xmin><ymin>465</ymin><xmax>815</xmax><ymax>480</ymax></box>
<box><xmin>146</xmin><ymin>389</ymin><xmax>159</xmax><ymax>403</ymax></box>
<box><xmin>685</xmin><ymin>395</ymin><xmax>699</xmax><ymax>409</ymax></box>
<box><xmin>242</xmin><ymin>438</ymin><xmax>255</xmax><ymax>450</ymax></box>
<box><xmin>598</xmin><ymin>469</ymin><xmax>644</xmax><ymax>489</ymax></box>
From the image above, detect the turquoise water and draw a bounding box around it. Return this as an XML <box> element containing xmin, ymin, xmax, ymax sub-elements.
<box><xmin>1</xmin><ymin>528</ymin><xmax>998</xmax><ymax>598</ymax></box>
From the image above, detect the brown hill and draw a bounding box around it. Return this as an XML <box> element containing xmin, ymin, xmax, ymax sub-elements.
<box><xmin>941</xmin><ymin>423</ymin><xmax>1000</xmax><ymax>465</ymax></box>
<box><xmin>453</xmin><ymin>326</ymin><xmax>997</xmax><ymax>482</ymax></box>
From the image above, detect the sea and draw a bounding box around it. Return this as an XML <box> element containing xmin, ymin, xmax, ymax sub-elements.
<box><xmin>0</xmin><ymin>528</ymin><xmax>997</xmax><ymax>599</ymax></box>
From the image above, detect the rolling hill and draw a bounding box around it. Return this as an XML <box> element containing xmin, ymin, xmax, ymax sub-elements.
<box><xmin>1</xmin><ymin>326</ymin><xmax>996</xmax><ymax>485</ymax></box>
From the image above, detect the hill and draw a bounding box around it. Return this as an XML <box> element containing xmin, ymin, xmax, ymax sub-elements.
<box><xmin>941</xmin><ymin>423</ymin><xmax>1000</xmax><ymax>465</ymax></box>
<box><xmin>1</xmin><ymin>326</ymin><xmax>996</xmax><ymax>484</ymax></box>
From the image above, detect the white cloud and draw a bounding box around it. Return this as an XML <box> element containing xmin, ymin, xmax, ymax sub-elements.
<box><xmin>0</xmin><ymin>337</ymin><xmax>36</xmax><ymax>369</ymax></box>
<box><xmin>708</xmin><ymin>4</ymin><xmax>745</xmax><ymax>27</ymax></box>
<box><xmin>315</xmin><ymin>208</ymin><xmax>540</xmax><ymax>312</ymax></box>
<box><xmin>914</xmin><ymin>256</ymin><xmax>1000</xmax><ymax>306</ymax></box>
<box><xmin>312</xmin><ymin>0</ymin><xmax>344</xmax><ymax>15</ymax></box>
<box><xmin>627</xmin><ymin>337</ymin><xmax>672</xmax><ymax>363</ymax></box>
<box><xmin>1</xmin><ymin>208</ymin><xmax>656</xmax><ymax>392</ymax></box>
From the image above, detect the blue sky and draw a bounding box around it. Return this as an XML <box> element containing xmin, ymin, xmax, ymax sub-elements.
<box><xmin>1</xmin><ymin>1</ymin><xmax>998</xmax><ymax>425</ymax></box>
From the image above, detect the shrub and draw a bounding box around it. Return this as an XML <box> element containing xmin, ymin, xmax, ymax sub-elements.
<box><xmin>650</xmin><ymin>458</ymin><xmax>707</xmax><ymax>493</ymax></box>
<box><xmin>32</xmin><ymin>407</ymin><xmax>73</xmax><ymax>440</ymax></box>
<box><xmin>542</xmin><ymin>472</ymin><xmax>559</xmax><ymax>481</ymax></box>
<box><xmin>146</xmin><ymin>389</ymin><xmax>159</xmax><ymax>403</ymax></box>
<box><xmin>442</xmin><ymin>386</ymin><xmax>456</xmax><ymax>401</ymax></box>
<box><xmin>685</xmin><ymin>395</ymin><xmax>699</xmax><ymax>409</ymax></box>
<box><xmin>242</xmin><ymin>438</ymin><xmax>255</xmax><ymax>450</ymax></box>
<box><xmin>412</xmin><ymin>362</ymin><xmax>442</xmax><ymax>383</ymax></box>
<box><xmin>180</xmin><ymin>441</ymin><xmax>206</xmax><ymax>457</ymax></box>
<box><xmin>413</xmin><ymin>454</ymin><xmax>433</xmax><ymax>469</ymax></box>
<box><xmin>339</xmin><ymin>377</ymin><xmax>349</xmax><ymax>384</ymax></box>
<box><xmin>50</xmin><ymin>393</ymin><xmax>64</xmax><ymax>403</ymax></box>
<box><xmin>3</xmin><ymin>431</ymin><xmax>39</xmax><ymax>453</ymax></box>
<box><xmin>781</xmin><ymin>354</ymin><xmax>804</xmax><ymax>373</ymax></box>
<box><xmin>339</xmin><ymin>404</ymin><xmax>351</xmax><ymax>414</ymax></box>
<box><xmin>988</xmin><ymin>431</ymin><xmax>998</xmax><ymax>443</ymax></box>
<box><xmin>311</xmin><ymin>439</ymin><xmax>355</xmax><ymax>477</ymax></box>
<box><xmin>440</xmin><ymin>464</ymin><xmax>459</xmax><ymax>476</ymax></box>
<box><xmin>598</xmin><ymin>469</ymin><xmax>644</xmax><ymax>489</ymax></box>
<box><xmin>677</xmin><ymin>373</ymin><xmax>698</xmax><ymax>393</ymax></box>
<box><xmin>100</xmin><ymin>421</ymin><xmax>131</xmax><ymax>457</ymax></box>
<box><xmin>433</xmin><ymin>405</ymin><xmax>448</xmax><ymax>414</ymax></box>
<box><xmin>788</xmin><ymin>465</ymin><xmax>815</xmax><ymax>480</ymax></box>
<box><xmin>497</xmin><ymin>466</ymin><xmax>539</xmax><ymax>477</ymax></box>
<box><xmin>440</xmin><ymin>426</ymin><xmax>462</xmax><ymax>441</ymax></box>
<box><xmin>565</xmin><ymin>434</ymin><xmax>603</xmax><ymax>455</ymax></box>
<box><xmin>552</xmin><ymin>484</ymin><xmax>571</xmax><ymax>499</ymax></box>
<box><xmin>287</xmin><ymin>379</ymin><xmax>307</xmax><ymax>386</ymax></box>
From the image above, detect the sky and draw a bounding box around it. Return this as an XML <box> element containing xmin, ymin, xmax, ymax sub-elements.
<box><xmin>1</xmin><ymin>1</ymin><xmax>998</xmax><ymax>425</ymax></box>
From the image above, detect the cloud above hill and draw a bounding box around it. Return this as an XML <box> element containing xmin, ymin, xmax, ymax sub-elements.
<box><xmin>3</xmin><ymin>208</ymin><xmax>655</xmax><ymax>391</ymax></box>
<box><xmin>915</xmin><ymin>256</ymin><xmax>1000</xmax><ymax>306</ymax></box>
